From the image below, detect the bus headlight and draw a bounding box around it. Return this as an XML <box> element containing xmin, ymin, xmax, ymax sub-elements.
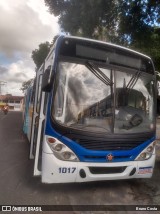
<box><xmin>139</xmin><ymin>152</ymin><xmax>152</xmax><ymax>160</ymax></box>
<box><xmin>62</xmin><ymin>152</ymin><xmax>71</xmax><ymax>160</ymax></box>
<box><xmin>55</xmin><ymin>144</ymin><xmax>63</xmax><ymax>152</ymax></box>
<box><xmin>46</xmin><ymin>136</ymin><xmax>79</xmax><ymax>162</ymax></box>
<box><xmin>147</xmin><ymin>146</ymin><xmax>154</xmax><ymax>153</ymax></box>
<box><xmin>135</xmin><ymin>141</ymin><xmax>156</xmax><ymax>161</ymax></box>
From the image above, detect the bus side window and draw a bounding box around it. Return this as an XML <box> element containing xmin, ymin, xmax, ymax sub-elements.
<box><xmin>36</xmin><ymin>75</ymin><xmax>42</xmax><ymax>114</ymax></box>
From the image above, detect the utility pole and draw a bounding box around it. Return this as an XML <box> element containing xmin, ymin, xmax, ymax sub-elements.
<box><xmin>0</xmin><ymin>81</ymin><xmax>7</xmax><ymax>95</ymax></box>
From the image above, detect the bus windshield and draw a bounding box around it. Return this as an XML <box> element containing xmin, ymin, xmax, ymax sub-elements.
<box><xmin>52</xmin><ymin>60</ymin><xmax>155</xmax><ymax>134</ymax></box>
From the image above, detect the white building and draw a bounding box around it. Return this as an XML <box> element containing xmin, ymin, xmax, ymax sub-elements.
<box><xmin>0</xmin><ymin>94</ymin><xmax>24</xmax><ymax>111</ymax></box>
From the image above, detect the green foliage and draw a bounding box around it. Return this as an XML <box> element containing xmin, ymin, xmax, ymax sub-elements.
<box><xmin>20</xmin><ymin>79</ymin><xmax>33</xmax><ymax>93</ymax></box>
<box><xmin>44</xmin><ymin>0</ymin><xmax>160</xmax><ymax>72</ymax></box>
<box><xmin>118</xmin><ymin>0</ymin><xmax>160</xmax><ymax>71</ymax></box>
<box><xmin>118</xmin><ymin>0</ymin><xmax>160</xmax><ymax>44</ymax></box>
<box><xmin>31</xmin><ymin>42</ymin><xmax>51</xmax><ymax>70</ymax></box>
<box><xmin>31</xmin><ymin>35</ymin><xmax>59</xmax><ymax>70</ymax></box>
<box><xmin>134</xmin><ymin>28</ymin><xmax>160</xmax><ymax>72</ymax></box>
<box><xmin>45</xmin><ymin>0</ymin><xmax>118</xmax><ymax>40</ymax></box>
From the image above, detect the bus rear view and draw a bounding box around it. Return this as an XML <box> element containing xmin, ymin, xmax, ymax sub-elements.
<box><xmin>28</xmin><ymin>36</ymin><xmax>157</xmax><ymax>183</ymax></box>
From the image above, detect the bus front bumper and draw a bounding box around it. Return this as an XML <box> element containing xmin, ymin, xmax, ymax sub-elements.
<box><xmin>41</xmin><ymin>151</ymin><xmax>155</xmax><ymax>183</ymax></box>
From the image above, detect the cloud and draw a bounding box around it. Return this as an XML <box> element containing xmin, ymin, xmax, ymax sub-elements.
<box><xmin>0</xmin><ymin>59</ymin><xmax>35</xmax><ymax>95</ymax></box>
<box><xmin>0</xmin><ymin>66</ymin><xmax>8</xmax><ymax>75</ymax></box>
<box><xmin>0</xmin><ymin>0</ymin><xmax>60</xmax><ymax>96</ymax></box>
<box><xmin>0</xmin><ymin>0</ymin><xmax>59</xmax><ymax>56</ymax></box>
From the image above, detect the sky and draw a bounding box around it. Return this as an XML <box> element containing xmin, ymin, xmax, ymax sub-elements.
<box><xmin>0</xmin><ymin>0</ymin><xmax>60</xmax><ymax>96</ymax></box>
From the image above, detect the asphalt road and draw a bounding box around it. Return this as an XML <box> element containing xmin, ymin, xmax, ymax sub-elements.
<box><xmin>0</xmin><ymin>111</ymin><xmax>160</xmax><ymax>214</ymax></box>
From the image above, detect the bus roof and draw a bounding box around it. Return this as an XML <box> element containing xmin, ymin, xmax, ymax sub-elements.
<box><xmin>61</xmin><ymin>35</ymin><xmax>152</xmax><ymax>60</ymax></box>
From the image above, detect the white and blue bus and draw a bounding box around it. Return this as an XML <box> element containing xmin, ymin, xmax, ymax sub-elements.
<box><xmin>23</xmin><ymin>36</ymin><xmax>157</xmax><ymax>183</ymax></box>
<box><xmin>23</xmin><ymin>80</ymin><xmax>34</xmax><ymax>140</ymax></box>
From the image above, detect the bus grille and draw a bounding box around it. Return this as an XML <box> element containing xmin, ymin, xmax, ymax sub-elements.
<box><xmin>74</xmin><ymin>139</ymin><xmax>143</xmax><ymax>150</ymax></box>
<box><xmin>65</xmin><ymin>132</ymin><xmax>153</xmax><ymax>151</ymax></box>
<box><xmin>89</xmin><ymin>166</ymin><xmax>127</xmax><ymax>174</ymax></box>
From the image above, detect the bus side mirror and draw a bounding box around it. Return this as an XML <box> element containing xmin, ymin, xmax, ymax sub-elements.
<box><xmin>42</xmin><ymin>66</ymin><xmax>53</xmax><ymax>92</ymax></box>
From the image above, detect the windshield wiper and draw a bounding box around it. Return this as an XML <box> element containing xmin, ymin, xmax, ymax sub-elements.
<box><xmin>85</xmin><ymin>61</ymin><xmax>115</xmax><ymax>133</ymax></box>
<box><xmin>85</xmin><ymin>61</ymin><xmax>113</xmax><ymax>86</ymax></box>
<box><xmin>125</xmin><ymin>70</ymin><xmax>141</xmax><ymax>91</ymax></box>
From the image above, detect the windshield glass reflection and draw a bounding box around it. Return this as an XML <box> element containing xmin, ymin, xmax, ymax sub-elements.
<box><xmin>52</xmin><ymin>61</ymin><xmax>155</xmax><ymax>134</ymax></box>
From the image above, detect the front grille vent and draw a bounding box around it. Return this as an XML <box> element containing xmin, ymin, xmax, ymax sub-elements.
<box><xmin>89</xmin><ymin>166</ymin><xmax>127</xmax><ymax>174</ymax></box>
<box><xmin>65</xmin><ymin>132</ymin><xmax>153</xmax><ymax>151</ymax></box>
<box><xmin>74</xmin><ymin>139</ymin><xmax>143</xmax><ymax>150</ymax></box>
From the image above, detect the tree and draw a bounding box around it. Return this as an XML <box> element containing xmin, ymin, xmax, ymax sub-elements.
<box><xmin>31</xmin><ymin>35</ymin><xmax>59</xmax><ymax>70</ymax></box>
<box><xmin>31</xmin><ymin>42</ymin><xmax>51</xmax><ymax>70</ymax></box>
<box><xmin>118</xmin><ymin>0</ymin><xmax>160</xmax><ymax>70</ymax></box>
<box><xmin>44</xmin><ymin>0</ymin><xmax>118</xmax><ymax>41</ymax></box>
<box><xmin>20</xmin><ymin>36</ymin><xmax>59</xmax><ymax>93</ymax></box>
<box><xmin>20</xmin><ymin>79</ymin><xmax>34</xmax><ymax>93</ymax></box>
<box><xmin>45</xmin><ymin>0</ymin><xmax>160</xmax><ymax>71</ymax></box>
